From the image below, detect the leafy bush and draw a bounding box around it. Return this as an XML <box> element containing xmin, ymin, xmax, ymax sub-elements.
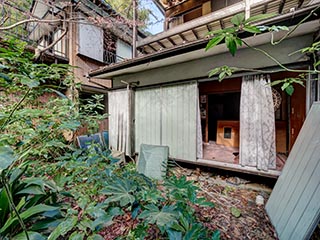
<box><xmin>0</xmin><ymin>37</ymin><xmax>219</xmax><ymax>239</ymax></box>
<box><xmin>0</xmin><ymin>146</ymin><xmax>64</xmax><ymax>239</ymax></box>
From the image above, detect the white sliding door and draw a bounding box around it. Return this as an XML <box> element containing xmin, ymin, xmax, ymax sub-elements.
<box><xmin>135</xmin><ymin>82</ymin><xmax>198</xmax><ymax>161</ymax></box>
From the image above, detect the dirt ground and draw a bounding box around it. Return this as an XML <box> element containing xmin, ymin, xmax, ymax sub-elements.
<box><xmin>172</xmin><ymin>165</ymin><xmax>278</xmax><ymax>240</ymax></box>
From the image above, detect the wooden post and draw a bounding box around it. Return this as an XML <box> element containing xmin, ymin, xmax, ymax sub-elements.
<box><xmin>245</xmin><ymin>0</ymin><xmax>251</xmax><ymax>19</ymax></box>
<box><xmin>132</xmin><ymin>0</ymin><xmax>137</xmax><ymax>58</ymax></box>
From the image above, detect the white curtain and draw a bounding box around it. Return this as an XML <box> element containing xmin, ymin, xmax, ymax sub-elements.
<box><xmin>108</xmin><ymin>89</ymin><xmax>133</xmax><ymax>155</ymax></box>
<box><xmin>196</xmin><ymin>87</ymin><xmax>203</xmax><ymax>159</ymax></box>
<box><xmin>240</xmin><ymin>75</ymin><xmax>276</xmax><ymax>171</ymax></box>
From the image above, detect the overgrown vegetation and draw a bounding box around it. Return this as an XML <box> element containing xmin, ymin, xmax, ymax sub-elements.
<box><xmin>0</xmin><ymin>38</ymin><xmax>219</xmax><ymax>239</ymax></box>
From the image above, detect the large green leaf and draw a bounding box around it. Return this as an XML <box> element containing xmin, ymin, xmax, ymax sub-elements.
<box><xmin>167</xmin><ymin>229</ymin><xmax>182</xmax><ymax>240</ymax></box>
<box><xmin>225</xmin><ymin>35</ymin><xmax>237</xmax><ymax>56</ymax></box>
<box><xmin>184</xmin><ymin>223</ymin><xmax>205</xmax><ymax>240</ymax></box>
<box><xmin>0</xmin><ymin>145</ymin><xmax>16</xmax><ymax>173</ymax></box>
<box><xmin>0</xmin><ymin>72</ymin><xmax>11</xmax><ymax>83</ymax></box>
<box><xmin>205</xmin><ymin>35</ymin><xmax>225</xmax><ymax>51</ymax></box>
<box><xmin>285</xmin><ymin>84</ymin><xmax>294</xmax><ymax>96</ymax></box>
<box><xmin>20</xmin><ymin>76</ymin><xmax>40</xmax><ymax>88</ymax></box>
<box><xmin>102</xmin><ymin>178</ymin><xmax>137</xmax><ymax>207</ymax></box>
<box><xmin>212</xmin><ymin>230</ymin><xmax>221</xmax><ymax>240</ymax></box>
<box><xmin>69</xmin><ymin>232</ymin><xmax>85</xmax><ymax>240</ymax></box>
<box><xmin>243</xmin><ymin>25</ymin><xmax>261</xmax><ymax>34</ymax></box>
<box><xmin>47</xmin><ymin>216</ymin><xmax>78</xmax><ymax>240</ymax></box>
<box><xmin>244</xmin><ymin>13</ymin><xmax>276</xmax><ymax>24</ymax></box>
<box><xmin>12</xmin><ymin>231</ymin><xmax>46</xmax><ymax>240</ymax></box>
<box><xmin>231</xmin><ymin>13</ymin><xmax>245</xmax><ymax>26</ymax></box>
<box><xmin>31</xmin><ymin>219</ymin><xmax>63</xmax><ymax>231</ymax></box>
<box><xmin>87</xmin><ymin>234</ymin><xmax>104</xmax><ymax>240</ymax></box>
<box><xmin>0</xmin><ymin>204</ymin><xmax>59</xmax><ymax>234</ymax></box>
<box><xmin>138</xmin><ymin>204</ymin><xmax>178</xmax><ymax>227</ymax></box>
<box><xmin>16</xmin><ymin>185</ymin><xmax>45</xmax><ymax>195</ymax></box>
<box><xmin>0</xmin><ymin>188</ymin><xmax>10</xmax><ymax>224</ymax></box>
<box><xmin>9</xmin><ymin>167</ymin><xmax>27</xmax><ymax>184</ymax></box>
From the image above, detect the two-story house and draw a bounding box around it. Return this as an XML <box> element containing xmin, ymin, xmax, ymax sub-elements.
<box><xmin>1</xmin><ymin>0</ymin><xmax>146</xmax><ymax>133</ymax></box>
<box><xmin>28</xmin><ymin>0</ymin><xmax>143</xmax><ymax>94</ymax></box>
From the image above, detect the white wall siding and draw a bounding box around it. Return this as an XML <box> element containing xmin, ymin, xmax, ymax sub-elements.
<box><xmin>161</xmin><ymin>83</ymin><xmax>197</xmax><ymax>160</ymax></box>
<box><xmin>266</xmin><ymin>102</ymin><xmax>320</xmax><ymax>240</ymax></box>
<box><xmin>135</xmin><ymin>88</ymin><xmax>162</xmax><ymax>151</ymax></box>
<box><xmin>134</xmin><ymin>82</ymin><xmax>197</xmax><ymax>161</ymax></box>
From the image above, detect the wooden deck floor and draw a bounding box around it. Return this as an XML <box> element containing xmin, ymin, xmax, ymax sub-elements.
<box><xmin>190</xmin><ymin>141</ymin><xmax>288</xmax><ymax>177</ymax></box>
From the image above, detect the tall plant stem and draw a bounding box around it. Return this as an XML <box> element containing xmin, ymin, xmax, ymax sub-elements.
<box><xmin>1</xmin><ymin>178</ymin><xmax>30</xmax><ymax>240</ymax></box>
<box><xmin>271</xmin><ymin>6</ymin><xmax>320</xmax><ymax>45</ymax></box>
<box><xmin>0</xmin><ymin>88</ymin><xmax>31</xmax><ymax>131</ymax></box>
<box><xmin>242</xmin><ymin>40</ymin><xmax>319</xmax><ymax>74</ymax></box>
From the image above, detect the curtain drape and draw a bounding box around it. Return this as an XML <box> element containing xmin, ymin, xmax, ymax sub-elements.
<box><xmin>239</xmin><ymin>74</ymin><xmax>276</xmax><ymax>171</ymax></box>
<box><xmin>196</xmin><ymin>87</ymin><xmax>203</xmax><ymax>159</ymax></box>
<box><xmin>108</xmin><ymin>88</ymin><xmax>133</xmax><ymax>155</ymax></box>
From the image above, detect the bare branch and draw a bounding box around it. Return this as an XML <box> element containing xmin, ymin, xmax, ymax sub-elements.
<box><xmin>271</xmin><ymin>6</ymin><xmax>320</xmax><ymax>45</ymax></box>
<box><xmin>0</xmin><ymin>3</ymin><xmax>9</xmax><ymax>26</ymax></box>
<box><xmin>34</xmin><ymin>28</ymin><xmax>68</xmax><ymax>60</ymax></box>
<box><xmin>0</xmin><ymin>17</ymin><xmax>84</xmax><ymax>31</ymax></box>
<box><xmin>0</xmin><ymin>15</ymin><xmax>9</xmax><ymax>27</ymax></box>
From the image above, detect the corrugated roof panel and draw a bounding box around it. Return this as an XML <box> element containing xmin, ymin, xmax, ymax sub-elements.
<box><xmin>266</xmin><ymin>102</ymin><xmax>320</xmax><ymax>240</ymax></box>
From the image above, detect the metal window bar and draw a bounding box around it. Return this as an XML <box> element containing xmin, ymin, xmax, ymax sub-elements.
<box><xmin>103</xmin><ymin>50</ymin><xmax>126</xmax><ymax>64</ymax></box>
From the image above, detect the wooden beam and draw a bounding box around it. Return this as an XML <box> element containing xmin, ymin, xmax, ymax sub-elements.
<box><xmin>245</xmin><ymin>0</ymin><xmax>251</xmax><ymax>19</ymax></box>
<box><xmin>167</xmin><ymin>37</ymin><xmax>176</xmax><ymax>46</ymax></box>
<box><xmin>179</xmin><ymin>33</ymin><xmax>187</xmax><ymax>42</ymax></box>
<box><xmin>191</xmin><ymin>29</ymin><xmax>198</xmax><ymax>39</ymax></box>
<box><xmin>148</xmin><ymin>44</ymin><xmax>157</xmax><ymax>52</ymax></box>
<box><xmin>298</xmin><ymin>0</ymin><xmax>305</xmax><ymax>8</ymax></box>
<box><xmin>279</xmin><ymin>0</ymin><xmax>286</xmax><ymax>14</ymax></box>
<box><xmin>132</xmin><ymin>0</ymin><xmax>137</xmax><ymax>58</ymax></box>
<box><xmin>157</xmin><ymin>40</ymin><xmax>166</xmax><ymax>49</ymax></box>
<box><xmin>206</xmin><ymin>24</ymin><xmax>211</xmax><ymax>32</ymax></box>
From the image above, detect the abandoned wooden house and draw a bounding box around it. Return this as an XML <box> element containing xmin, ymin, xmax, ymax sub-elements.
<box><xmin>1</xmin><ymin>0</ymin><xmax>146</xmax><ymax>132</ymax></box>
<box><xmin>89</xmin><ymin>0</ymin><xmax>320</xmax><ymax>178</ymax></box>
<box><xmin>2</xmin><ymin>0</ymin><xmax>143</xmax><ymax>101</ymax></box>
<box><xmin>29</xmin><ymin>0</ymin><xmax>145</xmax><ymax>93</ymax></box>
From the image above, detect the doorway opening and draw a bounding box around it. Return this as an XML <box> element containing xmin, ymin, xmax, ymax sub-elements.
<box><xmin>198</xmin><ymin>75</ymin><xmax>301</xmax><ymax>172</ymax></box>
<box><xmin>203</xmin><ymin>92</ymin><xmax>240</xmax><ymax>163</ymax></box>
<box><xmin>208</xmin><ymin>92</ymin><xmax>240</xmax><ymax>141</ymax></box>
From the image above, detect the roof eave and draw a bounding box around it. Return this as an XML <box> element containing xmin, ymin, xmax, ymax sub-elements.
<box><xmin>89</xmin><ymin>9</ymin><xmax>320</xmax><ymax>79</ymax></box>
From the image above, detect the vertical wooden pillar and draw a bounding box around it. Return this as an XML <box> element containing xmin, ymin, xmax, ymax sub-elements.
<box><xmin>245</xmin><ymin>0</ymin><xmax>251</xmax><ymax>19</ymax></box>
<box><xmin>132</xmin><ymin>0</ymin><xmax>137</xmax><ymax>58</ymax></box>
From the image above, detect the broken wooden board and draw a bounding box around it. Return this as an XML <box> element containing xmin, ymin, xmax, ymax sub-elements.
<box><xmin>266</xmin><ymin>102</ymin><xmax>320</xmax><ymax>240</ymax></box>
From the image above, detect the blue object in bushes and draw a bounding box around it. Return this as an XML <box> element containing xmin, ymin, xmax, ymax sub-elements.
<box><xmin>102</xmin><ymin>131</ymin><xmax>109</xmax><ymax>148</ymax></box>
<box><xmin>77</xmin><ymin>133</ymin><xmax>103</xmax><ymax>149</ymax></box>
